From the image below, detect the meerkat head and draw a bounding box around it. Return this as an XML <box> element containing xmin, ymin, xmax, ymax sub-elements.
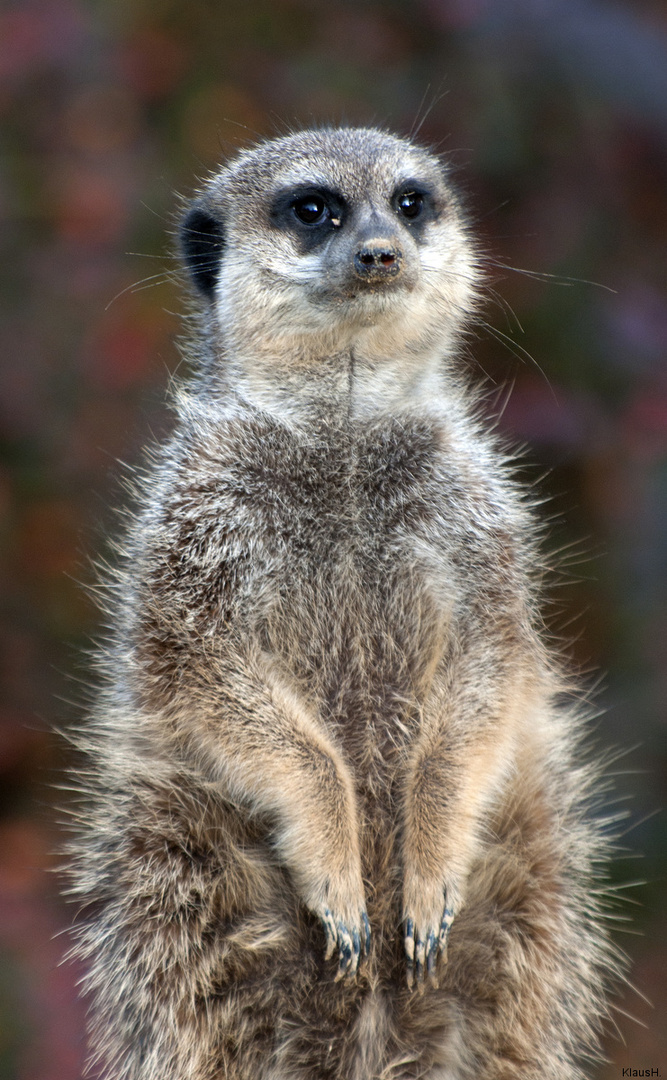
<box><xmin>179</xmin><ymin>128</ymin><xmax>482</xmax><ymax>408</ymax></box>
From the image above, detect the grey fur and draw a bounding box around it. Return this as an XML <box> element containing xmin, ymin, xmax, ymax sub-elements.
<box><xmin>66</xmin><ymin>127</ymin><xmax>621</xmax><ymax>1080</ymax></box>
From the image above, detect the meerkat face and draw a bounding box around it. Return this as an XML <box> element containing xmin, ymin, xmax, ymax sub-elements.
<box><xmin>180</xmin><ymin>127</ymin><xmax>481</xmax><ymax>363</ymax></box>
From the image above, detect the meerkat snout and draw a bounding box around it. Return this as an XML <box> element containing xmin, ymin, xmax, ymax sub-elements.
<box><xmin>353</xmin><ymin>240</ymin><xmax>403</xmax><ymax>280</ymax></box>
<box><xmin>349</xmin><ymin>183</ymin><xmax>426</xmax><ymax>284</ymax></box>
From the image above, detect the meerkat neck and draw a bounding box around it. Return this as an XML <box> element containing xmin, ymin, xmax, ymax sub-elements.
<box><xmin>213</xmin><ymin>339</ymin><xmax>450</xmax><ymax>426</ymax></box>
<box><xmin>208</xmin><ymin>311</ymin><xmax>458</xmax><ymax>425</ymax></box>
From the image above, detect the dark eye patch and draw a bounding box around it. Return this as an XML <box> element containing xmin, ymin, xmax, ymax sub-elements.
<box><xmin>271</xmin><ymin>186</ymin><xmax>346</xmax><ymax>252</ymax></box>
<box><xmin>396</xmin><ymin>190</ymin><xmax>424</xmax><ymax>220</ymax></box>
<box><xmin>391</xmin><ymin>180</ymin><xmax>440</xmax><ymax>235</ymax></box>
<box><xmin>292</xmin><ymin>194</ymin><xmax>330</xmax><ymax>226</ymax></box>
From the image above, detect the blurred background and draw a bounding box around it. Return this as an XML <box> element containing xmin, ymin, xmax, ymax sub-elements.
<box><xmin>0</xmin><ymin>0</ymin><xmax>666</xmax><ymax>1075</ymax></box>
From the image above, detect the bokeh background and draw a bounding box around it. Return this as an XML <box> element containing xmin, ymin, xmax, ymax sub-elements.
<box><xmin>1</xmin><ymin>0</ymin><xmax>666</xmax><ymax>1076</ymax></box>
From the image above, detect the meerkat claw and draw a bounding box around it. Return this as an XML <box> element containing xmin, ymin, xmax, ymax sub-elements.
<box><xmin>321</xmin><ymin>908</ymin><xmax>338</xmax><ymax>961</ymax></box>
<box><xmin>405</xmin><ymin>913</ymin><xmax>447</xmax><ymax>989</ymax></box>
<box><xmin>323</xmin><ymin>910</ymin><xmax>368</xmax><ymax>978</ymax></box>
<box><xmin>414</xmin><ymin>931</ymin><xmax>427</xmax><ymax>987</ymax></box>
<box><xmin>362</xmin><ymin>911</ymin><xmax>371</xmax><ymax>956</ymax></box>
<box><xmin>404</xmin><ymin>917</ymin><xmax>415</xmax><ymax>989</ymax></box>
<box><xmin>334</xmin><ymin>922</ymin><xmax>354</xmax><ymax>980</ymax></box>
<box><xmin>438</xmin><ymin>907</ymin><xmax>455</xmax><ymax>962</ymax></box>
<box><xmin>351</xmin><ymin>927</ymin><xmax>361</xmax><ymax>970</ymax></box>
<box><xmin>426</xmin><ymin>930</ymin><xmax>438</xmax><ymax>986</ymax></box>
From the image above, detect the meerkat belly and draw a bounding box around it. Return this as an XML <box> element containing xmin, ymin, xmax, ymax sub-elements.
<box><xmin>258</xmin><ymin>542</ymin><xmax>439</xmax><ymax>909</ymax></box>
<box><xmin>260</xmin><ymin>508</ymin><xmax>447</xmax><ymax>780</ymax></box>
<box><xmin>235</xmin><ymin>415</ymin><xmax>450</xmax><ymax>763</ymax></box>
<box><xmin>300</xmin><ymin>559</ymin><xmax>439</xmax><ymax>740</ymax></box>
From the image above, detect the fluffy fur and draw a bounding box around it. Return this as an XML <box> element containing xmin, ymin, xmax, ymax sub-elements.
<box><xmin>67</xmin><ymin>127</ymin><xmax>620</xmax><ymax>1080</ymax></box>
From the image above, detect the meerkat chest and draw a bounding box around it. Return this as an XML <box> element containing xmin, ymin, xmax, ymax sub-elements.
<box><xmin>210</xmin><ymin>416</ymin><xmax>457</xmax><ymax>694</ymax></box>
<box><xmin>139</xmin><ymin>412</ymin><xmax>492</xmax><ymax>753</ymax></box>
<box><xmin>147</xmin><ymin>411</ymin><xmax>500</xmax><ymax>664</ymax></box>
<box><xmin>230</xmin><ymin>414</ymin><xmax>442</xmax><ymax>575</ymax></box>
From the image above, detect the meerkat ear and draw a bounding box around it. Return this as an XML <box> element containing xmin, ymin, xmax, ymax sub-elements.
<box><xmin>179</xmin><ymin>202</ymin><xmax>224</xmax><ymax>299</ymax></box>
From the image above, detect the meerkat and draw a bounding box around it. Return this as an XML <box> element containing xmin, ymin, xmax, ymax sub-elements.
<box><xmin>67</xmin><ymin>126</ymin><xmax>620</xmax><ymax>1080</ymax></box>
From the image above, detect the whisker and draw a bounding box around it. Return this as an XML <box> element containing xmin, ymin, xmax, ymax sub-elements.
<box><xmin>479</xmin><ymin>320</ymin><xmax>558</xmax><ymax>401</ymax></box>
<box><xmin>408</xmin><ymin>84</ymin><xmax>448</xmax><ymax>141</ymax></box>
<box><xmin>486</xmin><ymin>258</ymin><xmax>616</xmax><ymax>293</ymax></box>
<box><xmin>104</xmin><ymin>270</ymin><xmax>179</xmax><ymax>311</ymax></box>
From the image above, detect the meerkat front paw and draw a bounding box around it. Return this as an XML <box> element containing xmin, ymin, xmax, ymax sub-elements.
<box><xmin>403</xmin><ymin>878</ymin><xmax>458</xmax><ymax>990</ymax></box>
<box><xmin>306</xmin><ymin>865</ymin><xmax>370</xmax><ymax>979</ymax></box>
<box><xmin>319</xmin><ymin>905</ymin><xmax>371</xmax><ymax>979</ymax></box>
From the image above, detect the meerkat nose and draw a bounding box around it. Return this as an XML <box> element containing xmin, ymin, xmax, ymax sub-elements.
<box><xmin>353</xmin><ymin>243</ymin><xmax>403</xmax><ymax>279</ymax></box>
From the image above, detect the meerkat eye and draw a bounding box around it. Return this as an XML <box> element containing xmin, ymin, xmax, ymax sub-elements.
<box><xmin>292</xmin><ymin>195</ymin><xmax>330</xmax><ymax>226</ymax></box>
<box><xmin>396</xmin><ymin>190</ymin><xmax>424</xmax><ymax>220</ymax></box>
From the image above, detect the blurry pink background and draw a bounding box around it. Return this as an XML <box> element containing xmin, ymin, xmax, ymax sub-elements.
<box><xmin>0</xmin><ymin>1</ymin><xmax>666</xmax><ymax>1075</ymax></box>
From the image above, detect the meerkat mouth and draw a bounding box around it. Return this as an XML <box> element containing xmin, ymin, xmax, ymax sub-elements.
<box><xmin>328</xmin><ymin>273</ymin><xmax>415</xmax><ymax>306</ymax></box>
